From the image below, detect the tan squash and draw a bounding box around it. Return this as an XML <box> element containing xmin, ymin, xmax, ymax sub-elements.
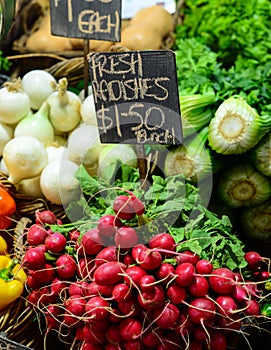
<box><xmin>25</xmin><ymin>14</ymin><xmax>73</xmax><ymax>52</ymax></box>
<box><xmin>119</xmin><ymin>23</ymin><xmax>162</xmax><ymax>50</ymax></box>
<box><xmin>130</xmin><ymin>5</ymin><xmax>174</xmax><ymax>38</ymax></box>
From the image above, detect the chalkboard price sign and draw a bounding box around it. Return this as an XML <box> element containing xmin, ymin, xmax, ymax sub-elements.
<box><xmin>49</xmin><ymin>0</ymin><xmax>121</xmax><ymax>42</ymax></box>
<box><xmin>0</xmin><ymin>333</ymin><xmax>33</xmax><ymax>350</ymax></box>
<box><xmin>88</xmin><ymin>50</ymin><xmax>183</xmax><ymax>145</ymax></box>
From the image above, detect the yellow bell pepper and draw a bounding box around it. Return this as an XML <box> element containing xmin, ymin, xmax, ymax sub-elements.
<box><xmin>0</xmin><ymin>235</ymin><xmax>8</xmax><ymax>254</ymax></box>
<box><xmin>0</xmin><ymin>255</ymin><xmax>27</xmax><ymax>311</ymax></box>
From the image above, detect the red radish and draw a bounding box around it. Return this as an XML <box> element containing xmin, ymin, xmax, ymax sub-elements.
<box><xmin>29</xmin><ymin>263</ymin><xmax>56</xmax><ymax>284</ymax></box>
<box><xmin>122</xmin><ymin>340</ymin><xmax>144</xmax><ymax>350</ymax></box>
<box><xmin>176</xmin><ymin>250</ymin><xmax>199</xmax><ymax>265</ymax></box>
<box><xmin>137</xmin><ymin>285</ymin><xmax>164</xmax><ymax>310</ymax></box>
<box><xmin>77</xmin><ymin>257</ymin><xmax>94</xmax><ymax>279</ymax></box>
<box><xmin>95</xmin><ymin>246</ymin><xmax>118</xmax><ymax>266</ymax></box>
<box><xmin>81</xmin><ymin>324</ymin><xmax>105</xmax><ymax>344</ymax></box>
<box><xmin>106</xmin><ymin>323</ymin><xmax>123</xmax><ymax>344</ymax></box>
<box><xmin>69</xmin><ymin>281</ymin><xmax>88</xmax><ymax>296</ymax></box>
<box><xmin>193</xmin><ymin>325</ymin><xmax>209</xmax><ymax>343</ymax></box>
<box><xmin>45</xmin><ymin>232</ymin><xmax>66</xmax><ymax>253</ymax></box>
<box><xmin>188</xmin><ymin>276</ymin><xmax>209</xmax><ymax>297</ymax></box>
<box><xmin>234</xmin><ymin>272</ymin><xmax>242</xmax><ymax>282</ymax></box>
<box><xmin>176</xmin><ymin>308</ymin><xmax>194</xmax><ymax>335</ymax></box>
<box><xmin>209</xmin><ymin>268</ymin><xmax>235</xmax><ymax>294</ymax></box>
<box><xmin>36</xmin><ymin>210</ymin><xmax>57</xmax><ymax>225</ymax></box>
<box><xmin>50</xmin><ymin>277</ymin><xmax>67</xmax><ymax>296</ymax></box>
<box><xmin>94</xmin><ymin>261</ymin><xmax>126</xmax><ymax>286</ymax></box>
<box><xmin>242</xmin><ymin>280</ymin><xmax>259</xmax><ymax>298</ymax></box>
<box><xmin>45</xmin><ymin>305</ymin><xmax>62</xmax><ymax>331</ymax></box>
<box><xmin>98</xmin><ymin>214</ymin><xmax>122</xmax><ymax>237</ymax></box>
<box><xmin>130</xmin><ymin>195</ymin><xmax>145</xmax><ymax>215</ymax></box>
<box><xmin>139</xmin><ymin>274</ymin><xmax>156</xmax><ymax>292</ymax></box>
<box><xmin>131</xmin><ymin>244</ymin><xmax>147</xmax><ymax>261</ymax></box>
<box><xmin>86</xmin><ymin>282</ymin><xmax>114</xmax><ymax>297</ymax></box>
<box><xmin>155</xmin><ymin>263</ymin><xmax>175</xmax><ymax>283</ymax></box>
<box><xmin>253</xmin><ymin>270</ymin><xmax>270</xmax><ymax>281</ymax></box>
<box><xmin>119</xmin><ymin>317</ymin><xmax>142</xmax><ymax>341</ymax></box>
<box><xmin>69</xmin><ymin>229</ymin><xmax>80</xmax><ymax>241</ymax></box>
<box><xmin>27</xmin><ymin>290</ymin><xmax>41</xmax><ymax>307</ymax></box>
<box><xmin>115</xmin><ymin>226</ymin><xmax>138</xmax><ymax>248</ymax></box>
<box><xmin>35</xmin><ymin>244</ymin><xmax>47</xmax><ymax>253</ymax></box>
<box><xmin>124</xmin><ymin>266</ymin><xmax>147</xmax><ymax>286</ymax></box>
<box><xmin>56</xmin><ymin>254</ymin><xmax>77</xmax><ymax>279</ymax></box>
<box><xmin>196</xmin><ymin>259</ymin><xmax>213</xmax><ymax>274</ymax></box>
<box><xmin>113</xmin><ymin>195</ymin><xmax>135</xmax><ymax>220</ymax></box>
<box><xmin>175</xmin><ymin>262</ymin><xmax>195</xmax><ymax>287</ymax></box>
<box><xmin>209</xmin><ymin>329</ymin><xmax>227</xmax><ymax>350</ymax></box>
<box><xmin>27</xmin><ymin>224</ymin><xmax>49</xmax><ymax>246</ymax></box>
<box><xmin>188</xmin><ymin>298</ymin><xmax>216</xmax><ymax>325</ymax></box>
<box><xmin>112</xmin><ymin>283</ymin><xmax>133</xmax><ymax>302</ymax></box>
<box><xmin>157</xmin><ymin>331</ymin><xmax>180</xmax><ymax>350</ymax></box>
<box><xmin>148</xmin><ymin>233</ymin><xmax>176</xmax><ymax>255</ymax></box>
<box><xmin>123</xmin><ymin>253</ymin><xmax>135</xmax><ymax>266</ymax></box>
<box><xmin>244</xmin><ymin>251</ymin><xmax>262</xmax><ymax>270</ymax></box>
<box><xmin>166</xmin><ymin>283</ymin><xmax>186</xmax><ymax>304</ymax></box>
<box><xmin>217</xmin><ymin>314</ymin><xmax>241</xmax><ymax>331</ymax></box>
<box><xmin>118</xmin><ymin>296</ymin><xmax>141</xmax><ymax>317</ymax></box>
<box><xmin>81</xmin><ymin>342</ymin><xmax>103</xmax><ymax>350</ymax></box>
<box><xmin>90</xmin><ymin>318</ymin><xmax>110</xmax><ymax>332</ymax></box>
<box><xmin>27</xmin><ymin>275</ymin><xmax>42</xmax><ymax>289</ymax></box>
<box><xmin>189</xmin><ymin>340</ymin><xmax>203</xmax><ymax>350</ymax></box>
<box><xmin>231</xmin><ymin>284</ymin><xmax>248</xmax><ymax>303</ymax></box>
<box><xmin>216</xmin><ymin>295</ymin><xmax>237</xmax><ymax>316</ymax></box>
<box><xmin>38</xmin><ymin>286</ymin><xmax>58</xmax><ymax>305</ymax></box>
<box><xmin>244</xmin><ymin>298</ymin><xmax>260</xmax><ymax>316</ymax></box>
<box><xmin>105</xmin><ymin>344</ymin><xmax>119</xmax><ymax>350</ymax></box>
<box><xmin>109</xmin><ymin>306</ymin><xmax>123</xmax><ymax>323</ymax></box>
<box><xmin>65</xmin><ymin>294</ymin><xmax>86</xmax><ymax>316</ymax></box>
<box><xmin>154</xmin><ymin>303</ymin><xmax>180</xmax><ymax>329</ymax></box>
<box><xmin>23</xmin><ymin>247</ymin><xmax>46</xmax><ymax>270</ymax></box>
<box><xmin>142</xmin><ymin>329</ymin><xmax>163</xmax><ymax>347</ymax></box>
<box><xmin>136</xmin><ymin>249</ymin><xmax>162</xmax><ymax>270</ymax></box>
<box><xmin>81</xmin><ymin>228</ymin><xmax>105</xmax><ymax>255</ymax></box>
<box><xmin>85</xmin><ymin>296</ymin><xmax>109</xmax><ymax>320</ymax></box>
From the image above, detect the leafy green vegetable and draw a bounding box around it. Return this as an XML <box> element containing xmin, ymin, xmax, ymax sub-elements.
<box><xmin>178</xmin><ymin>0</ymin><xmax>271</xmax><ymax>69</ymax></box>
<box><xmin>62</xmin><ymin>164</ymin><xmax>247</xmax><ymax>270</ymax></box>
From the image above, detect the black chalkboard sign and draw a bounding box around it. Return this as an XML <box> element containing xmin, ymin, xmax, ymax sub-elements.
<box><xmin>0</xmin><ymin>333</ymin><xmax>33</xmax><ymax>350</ymax></box>
<box><xmin>88</xmin><ymin>50</ymin><xmax>183</xmax><ymax>145</ymax></box>
<box><xmin>49</xmin><ymin>0</ymin><xmax>121</xmax><ymax>42</ymax></box>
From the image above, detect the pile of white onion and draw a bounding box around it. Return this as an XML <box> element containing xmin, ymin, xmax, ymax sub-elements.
<box><xmin>0</xmin><ymin>69</ymin><xmax>139</xmax><ymax>206</ymax></box>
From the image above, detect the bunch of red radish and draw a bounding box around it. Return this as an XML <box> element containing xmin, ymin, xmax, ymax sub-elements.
<box><xmin>21</xmin><ymin>195</ymin><xmax>270</xmax><ymax>350</ymax></box>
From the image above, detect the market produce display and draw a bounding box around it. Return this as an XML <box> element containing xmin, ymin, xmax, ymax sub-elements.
<box><xmin>0</xmin><ymin>0</ymin><xmax>271</xmax><ymax>349</ymax></box>
<box><xmin>19</xmin><ymin>179</ymin><xmax>271</xmax><ymax>349</ymax></box>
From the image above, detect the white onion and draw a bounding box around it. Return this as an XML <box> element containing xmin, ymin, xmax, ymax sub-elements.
<box><xmin>97</xmin><ymin>144</ymin><xmax>138</xmax><ymax>182</ymax></box>
<box><xmin>0</xmin><ymin>122</ymin><xmax>13</xmax><ymax>156</ymax></box>
<box><xmin>0</xmin><ymin>158</ymin><xmax>9</xmax><ymax>175</ymax></box>
<box><xmin>17</xmin><ymin>175</ymin><xmax>44</xmax><ymax>198</ymax></box>
<box><xmin>46</xmin><ymin>145</ymin><xmax>69</xmax><ymax>163</ymax></box>
<box><xmin>47</xmin><ymin>78</ymin><xmax>82</xmax><ymax>133</ymax></box>
<box><xmin>3</xmin><ymin>135</ymin><xmax>48</xmax><ymax>184</ymax></box>
<box><xmin>0</xmin><ymin>80</ymin><xmax>31</xmax><ymax>124</ymax></box>
<box><xmin>78</xmin><ymin>85</ymin><xmax>93</xmax><ymax>101</ymax></box>
<box><xmin>80</xmin><ymin>93</ymin><xmax>98</xmax><ymax>126</ymax></box>
<box><xmin>40</xmin><ymin>159</ymin><xmax>81</xmax><ymax>205</ymax></box>
<box><xmin>14</xmin><ymin>102</ymin><xmax>54</xmax><ymax>145</ymax></box>
<box><xmin>22</xmin><ymin>69</ymin><xmax>57</xmax><ymax>110</ymax></box>
<box><xmin>67</xmin><ymin>124</ymin><xmax>104</xmax><ymax>167</ymax></box>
